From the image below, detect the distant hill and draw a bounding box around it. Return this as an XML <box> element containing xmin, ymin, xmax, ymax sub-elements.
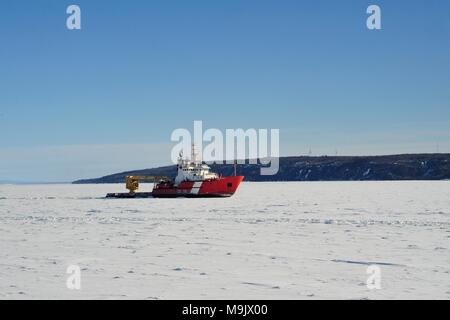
<box><xmin>72</xmin><ymin>154</ymin><xmax>450</xmax><ymax>184</ymax></box>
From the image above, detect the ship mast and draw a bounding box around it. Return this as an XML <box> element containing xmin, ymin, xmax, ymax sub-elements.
<box><xmin>191</xmin><ymin>143</ymin><xmax>202</xmax><ymax>164</ymax></box>
<box><xmin>191</xmin><ymin>143</ymin><xmax>196</xmax><ymax>163</ymax></box>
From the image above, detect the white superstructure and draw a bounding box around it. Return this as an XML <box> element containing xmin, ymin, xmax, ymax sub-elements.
<box><xmin>174</xmin><ymin>145</ymin><xmax>219</xmax><ymax>185</ymax></box>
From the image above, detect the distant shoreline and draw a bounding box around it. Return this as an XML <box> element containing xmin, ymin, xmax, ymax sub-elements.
<box><xmin>0</xmin><ymin>181</ymin><xmax>71</xmax><ymax>185</ymax></box>
<box><xmin>1</xmin><ymin>180</ymin><xmax>450</xmax><ymax>186</ymax></box>
<box><xmin>73</xmin><ymin>153</ymin><xmax>450</xmax><ymax>184</ymax></box>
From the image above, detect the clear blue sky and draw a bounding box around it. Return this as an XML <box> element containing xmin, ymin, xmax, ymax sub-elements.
<box><xmin>1</xmin><ymin>0</ymin><xmax>449</xmax><ymax>182</ymax></box>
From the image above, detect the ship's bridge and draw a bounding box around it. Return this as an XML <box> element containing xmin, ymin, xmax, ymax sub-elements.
<box><xmin>174</xmin><ymin>146</ymin><xmax>219</xmax><ymax>185</ymax></box>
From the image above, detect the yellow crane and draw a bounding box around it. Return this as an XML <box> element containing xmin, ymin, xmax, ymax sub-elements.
<box><xmin>106</xmin><ymin>175</ymin><xmax>170</xmax><ymax>198</ymax></box>
<box><xmin>125</xmin><ymin>175</ymin><xmax>170</xmax><ymax>195</ymax></box>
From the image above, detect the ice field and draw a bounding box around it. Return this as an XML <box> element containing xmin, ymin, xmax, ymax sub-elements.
<box><xmin>1</xmin><ymin>181</ymin><xmax>449</xmax><ymax>299</ymax></box>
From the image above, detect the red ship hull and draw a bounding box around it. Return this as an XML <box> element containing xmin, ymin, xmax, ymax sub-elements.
<box><xmin>152</xmin><ymin>176</ymin><xmax>244</xmax><ymax>198</ymax></box>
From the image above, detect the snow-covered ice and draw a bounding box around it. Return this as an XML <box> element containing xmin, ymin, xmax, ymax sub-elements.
<box><xmin>0</xmin><ymin>181</ymin><xmax>449</xmax><ymax>299</ymax></box>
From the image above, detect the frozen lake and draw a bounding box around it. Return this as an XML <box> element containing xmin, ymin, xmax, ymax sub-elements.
<box><xmin>1</xmin><ymin>181</ymin><xmax>449</xmax><ymax>299</ymax></box>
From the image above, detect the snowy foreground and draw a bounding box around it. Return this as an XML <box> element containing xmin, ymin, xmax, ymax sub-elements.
<box><xmin>0</xmin><ymin>181</ymin><xmax>449</xmax><ymax>300</ymax></box>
